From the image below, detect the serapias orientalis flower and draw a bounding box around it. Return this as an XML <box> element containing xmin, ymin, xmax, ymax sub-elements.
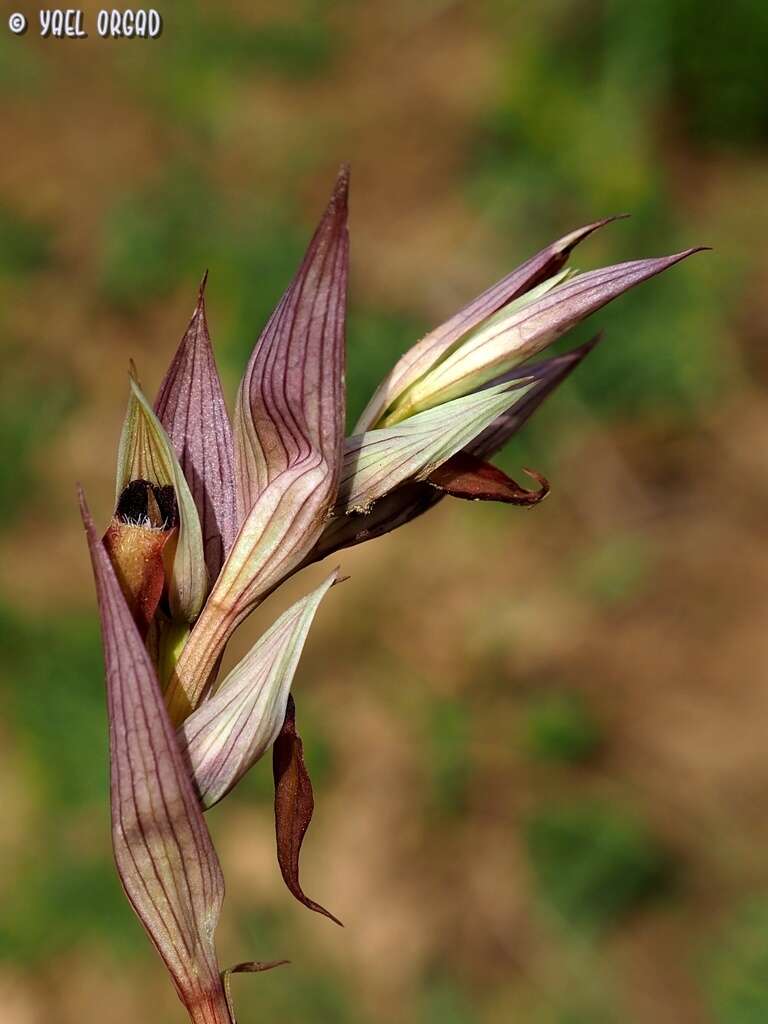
<box><xmin>79</xmin><ymin>165</ymin><xmax>705</xmax><ymax>1022</ymax></box>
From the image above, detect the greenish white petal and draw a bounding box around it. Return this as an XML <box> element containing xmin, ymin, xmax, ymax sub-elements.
<box><xmin>337</xmin><ymin>379</ymin><xmax>534</xmax><ymax>515</ymax></box>
<box><xmin>385</xmin><ymin>271</ymin><xmax>570</xmax><ymax>421</ymax></box>
<box><xmin>178</xmin><ymin>572</ymin><xmax>337</xmax><ymax>810</ymax></box>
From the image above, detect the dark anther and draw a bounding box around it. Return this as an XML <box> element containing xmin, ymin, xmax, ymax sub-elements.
<box><xmin>116</xmin><ymin>479</ymin><xmax>153</xmax><ymax>521</ymax></box>
<box><xmin>154</xmin><ymin>485</ymin><xmax>178</xmax><ymax>527</ymax></box>
<box><xmin>116</xmin><ymin>479</ymin><xmax>178</xmax><ymax>528</ymax></box>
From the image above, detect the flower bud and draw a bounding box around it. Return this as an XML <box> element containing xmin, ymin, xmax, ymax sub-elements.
<box><xmin>358</xmin><ymin>238</ymin><xmax>704</xmax><ymax>430</ymax></box>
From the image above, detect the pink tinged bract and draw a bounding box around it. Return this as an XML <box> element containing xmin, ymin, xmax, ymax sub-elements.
<box><xmin>392</xmin><ymin>249</ymin><xmax>704</xmax><ymax>417</ymax></box>
<box><xmin>335</xmin><ymin>378</ymin><xmax>535</xmax><ymax>515</ymax></box>
<box><xmin>310</xmin><ymin>337</ymin><xmax>599</xmax><ymax>562</ymax></box>
<box><xmin>354</xmin><ymin>215</ymin><xmax>623</xmax><ymax>431</ymax></box>
<box><xmin>79</xmin><ymin>490</ymin><xmax>233</xmax><ymax>1024</ymax></box>
<box><xmin>178</xmin><ymin>572</ymin><xmax>338</xmax><ymax>811</ymax></box>
<box><xmin>155</xmin><ymin>280</ymin><xmax>237</xmax><ymax>583</ymax></box>
<box><xmin>468</xmin><ymin>332</ymin><xmax>602</xmax><ymax>462</ymax></box>
<box><xmin>165</xmin><ymin>168</ymin><xmax>349</xmax><ymax>722</ymax></box>
<box><xmin>380</xmin><ymin>270</ymin><xmax>571</xmax><ymax>422</ymax></box>
<box><xmin>233</xmin><ymin>166</ymin><xmax>349</xmax><ymax>517</ymax></box>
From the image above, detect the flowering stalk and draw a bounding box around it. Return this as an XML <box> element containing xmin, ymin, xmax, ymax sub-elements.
<box><xmin>80</xmin><ymin>166</ymin><xmax>703</xmax><ymax>1022</ymax></box>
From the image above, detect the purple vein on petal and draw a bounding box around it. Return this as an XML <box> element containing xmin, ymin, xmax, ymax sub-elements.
<box><xmin>234</xmin><ymin>166</ymin><xmax>349</xmax><ymax>519</ymax></box>
<box><xmin>309</xmin><ymin>336</ymin><xmax>600</xmax><ymax>561</ymax></box>
<box><xmin>354</xmin><ymin>215</ymin><xmax>622</xmax><ymax>431</ymax></box>
<box><xmin>178</xmin><ymin>572</ymin><xmax>338</xmax><ymax>811</ymax></box>
<box><xmin>468</xmin><ymin>332</ymin><xmax>602</xmax><ymax>461</ymax></box>
<box><xmin>398</xmin><ymin>250</ymin><xmax>705</xmax><ymax>412</ymax></box>
<box><xmin>155</xmin><ymin>280</ymin><xmax>236</xmax><ymax>582</ymax></box>
<box><xmin>165</xmin><ymin>168</ymin><xmax>350</xmax><ymax>720</ymax></box>
<box><xmin>79</xmin><ymin>487</ymin><xmax>230</xmax><ymax>1020</ymax></box>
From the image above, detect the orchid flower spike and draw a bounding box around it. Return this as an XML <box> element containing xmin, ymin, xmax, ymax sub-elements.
<box><xmin>80</xmin><ymin>166</ymin><xmax>705</xmax><ymax>1022</ymax></box>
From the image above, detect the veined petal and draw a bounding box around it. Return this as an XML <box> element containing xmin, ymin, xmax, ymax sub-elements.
<box><xmin>382</xmin><ymin>270</ymin><xmax>571</xmax><ymax>422</ymax></box>
<box><xmin>155</xmin><ymin>280</ymin><xmax>236</xmax><ymax>582</ymax></box>
<box><xmin>309</xmin><ymin>338</ymin><xmax>598</xmax><ymax>561</ymax></box>
<box><xmin>165</xmin><ymin>169</ymin><xmax>349</xmax><ymax>722</ymax></box>
<box><xmin>468</xmin><ymin>333</ymin><xmax>601</xmax><ymax>461</ymax></box>
<box><xmin>117</xmin><ymin>377</ymin><xmax>208</xmax><ymax>623</ymax></box>
<box><xmin>79</xmin><ymin>490</ymin><xmax>232</xmax><ymax>1024</ymax></box>
<box><xmin>233</xmin><ymin>166</ymin><xmax>348</xmax><ymax>516</ymax></box>
<box><xmin>178</xmin><ymin>572</ymin><xmax>338</xmax><ymax>811</ymax></box>
<box><xmin>336</xmin><ymin>380</ymin><xmax>534</xmax><ymax>515</ymax></box>
<box><xmin>396</xmin><ymin>249</ymin><xmax>703</xmax><ymax>415</ymax></box>
<box><xmin>354</xmin><ymin>216</ymin><xmax>622</xmax><ymax>431</ymax></box>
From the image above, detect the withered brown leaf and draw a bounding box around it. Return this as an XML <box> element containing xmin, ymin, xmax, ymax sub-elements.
<box><xmin>273</xmin><ymin>695</ymin><xmax>342</xmax><ymax>926</ymax></box>
<box><xmin>427</xmin><ymin>451</ymin><xmax>550</xmax><ymax>506</ymax></box>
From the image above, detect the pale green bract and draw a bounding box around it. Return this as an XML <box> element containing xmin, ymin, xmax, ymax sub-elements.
<box><xmin>178</xmin><ymin>572</ymin><xmax>338</xmax><ymax>810</ymax></box>
<box><xmin>336</xmin><ymin>378</ymin><xmax>536</xmax><ymax>515</ymax></box>
<box><xmin>116</xmin><ymin>377</ymin><xmax>208</xmax><ymax>623</ymax></box>
<box><xmin>388</xmin><ymin>270</ymin><xmax>572</xmax><ymax>419</ymax></box>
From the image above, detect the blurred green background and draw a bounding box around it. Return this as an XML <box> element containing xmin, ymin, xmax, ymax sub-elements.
<box><xmin>0</xmin><ymin>1</ymin><xmax>767</xmax><ymax>1022</ymax></box>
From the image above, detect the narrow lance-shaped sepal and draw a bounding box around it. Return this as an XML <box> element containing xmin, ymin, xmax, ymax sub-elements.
<box><xmin>116</xmin><ymin>376</ymin><xmax>208</xmax><ymax>623</ymax></box>
<box><xmin>165</xmin><ymin>167</ymin><xmax>349</xmax><ymax>722</ymax></box>
<box><xmin>382</xmin><ymin>270</ymin><xmax>571</xmax><ymax>422</ymax></box>
<box><xmin>468</xmin><ymin>332</ymin><xmax>602</xmax><ymax>461</ymax></box>
<box><xmin>309</xmin><ymin>336</ymin><xmax>600</xmax><ymax>562</ymax></box>
<box><xmin>155</xmin><ymin>276</ymin><xmax>237</xmax><ymax>583</ymax></box>
<box><xmin>178</xmin><ymin>572</ymin><xmax>339</xmax><ymax>811</ymax></box>
<box><xmin>336</xmin><ymin>378</ymin><xmax>535</xmax><ymax>515</ymax></box>
<box><xmin>79</xmin><ymin>488</ymin><xmax>233</xmax><ymax>1024</ymax></box>
<box><xmin>354</xmin><ymin>215</ymin><xmax>624</xmax><ymax>431</ymax></box>
<box><xmin>383</xmin><ymin>249</ymin><xmax>705</xmax><ymax>422</ymax></box>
